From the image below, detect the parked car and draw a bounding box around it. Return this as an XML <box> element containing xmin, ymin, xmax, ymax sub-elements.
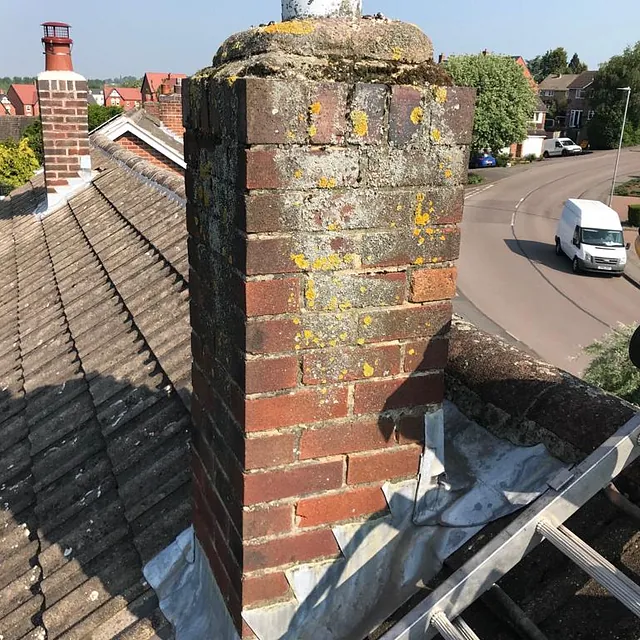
<box><xmin>555</xmin><ymin>198</ymin><xmax>629</xmax><ymax>275</ymax></box>
<box><xmin>542</xmin><ymin>138</ymin><xmax>583</xmax><ymax>158</ymax></box>
<box><xmin>469</xmin><ymin>152</ymin><xmax>497</xmax><ymax>168</ymax></box>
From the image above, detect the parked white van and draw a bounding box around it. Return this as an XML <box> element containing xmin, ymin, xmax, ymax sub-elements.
<box><xmin>555</xmin><ymin>199</ymin><xmax>629</xmax><ymax>275</ymax></box>
<box><xmin>542</xmin><ymin>138</ymin><xmax>583</xmax><ymax>158</ymax></box>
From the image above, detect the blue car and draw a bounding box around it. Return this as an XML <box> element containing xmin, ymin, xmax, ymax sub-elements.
<box><xmin>470</xmin><ymin>153</ymin><xmax>497</xmax><ymax>168</ymax></box>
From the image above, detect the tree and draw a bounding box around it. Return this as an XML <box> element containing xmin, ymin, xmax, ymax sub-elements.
<box><xmin>21</xmin><ymin>118</ymin><xmax>43</xmax><ymax>165</ymax></box>
<box><xmin>0</xmin><ymin>138</ymin><xmax>40</xmax><ymax>195</ymax></box>
<box><xmin>445</xmin><ymin>54</ymin><xmax>538</xmax><ymax>154</ymax></box>
<box><xmin>88</xmin><ymin>104</ymin><xmax>123</xmax><ymax>131</ymax></box>
<box><xmin>584</xmin><ymin>324</ymin><xmax>640</xmax><ymax>406</ymax></box>
<box><xmin>528</xmin><ymin>48</ymin><xmax>570</xmax><ymax>83</ymax></box>
<box><xmin>588</xmin><ymin>42</ymin><xmax>640</xmax><ymax>149</ymax></box>
<box><xmin>568</xmin><ymin>53</ymin><xmax>588</xmax><ymax>75</ymax></box>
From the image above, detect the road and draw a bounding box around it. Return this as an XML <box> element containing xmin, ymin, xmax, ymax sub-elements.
<box><xmin>457</xmin><ymin>149</ymin><xmax>640</xmax><ymax>376</ymax></box>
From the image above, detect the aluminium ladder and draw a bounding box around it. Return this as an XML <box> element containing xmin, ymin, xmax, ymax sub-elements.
<box><xmin>380</xmin><ymin>412</ymin><xmax>640</xmax><ymax>640</ymax></box>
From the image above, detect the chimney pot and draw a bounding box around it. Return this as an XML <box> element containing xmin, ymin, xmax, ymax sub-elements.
<box><xmin>282</xmin><ymin>0</ymin><xmax>362</xmax><ymax>20</ymax></box>
<box><xmin>42</xmin><ymin>22</ymin><xmax>74</xmax><ymax>72</ymax></box>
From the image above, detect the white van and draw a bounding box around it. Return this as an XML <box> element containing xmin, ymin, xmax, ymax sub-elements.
<box><xmin>543</xmin><ymin>138</ymin><xmax>582</xmax><ymax>158</ymax></box>
<box><xmin>555</xmin><ymin>199</ymin><xmax>629</xmax><ymax>275</ymax></box>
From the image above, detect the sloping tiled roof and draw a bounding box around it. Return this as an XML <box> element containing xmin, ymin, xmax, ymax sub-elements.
<box><xmin>9</xmin><ymin>84</ymin><xmax>38</xmax><ymax>106</ymax></box>
<box><xmin>568</xmin><ymin>70</ymin><xmax>597</xmax><ymax>89</ymax></box>
<box><xmin>538</xmin><ymin>74</ymin><xmax>579</xmax><ymax>91</ymax></box>
<box><xmin>0</xmin><ymin>135</ymin><xmax>191</xmax><ymax>639</ymax></box>
<box><xmin>105</xmin><ymin>86</ymin><xmax>143</xmax><ymax>103</ymax></box>
<box><xmin>143</xmin><ymin>73</ymin><xmax>187</xmax><ymax>95</ymax></box>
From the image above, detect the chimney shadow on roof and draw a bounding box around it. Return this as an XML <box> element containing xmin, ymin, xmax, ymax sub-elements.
<box><xmin>0</xmin><ymin>370</ymin><xmax>191</xmax><ymax>638</ymax></box>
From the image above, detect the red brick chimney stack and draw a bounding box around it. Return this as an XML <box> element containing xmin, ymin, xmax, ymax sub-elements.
<box><xmin>158</xmin><ymin>77</ymin><xmax>183</xmax><ymax>137</ymax></box>
<box><xmin>37</xmin><ymin>22</ymin><xmax>91</xmax><ymax>209</ymax></box>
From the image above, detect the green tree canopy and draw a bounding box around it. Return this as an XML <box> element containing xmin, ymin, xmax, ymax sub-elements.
<box><xmin>588</xmin><ymin>42</ymin><xmax>640</xmax><ymax>149</ymax></box>
<box><xmin>0</xmin><ymin>138</ymin><xmax>39</xmax><ymax>195</ymax></box>
<box><xmin>584</xmin><ymin>324</ymin><xmax>640</xmax><ymax>406</ymax></box>
<box><xmin>21</xmin><ymin>119</ymin><xmax>43</xmax><ymax>165</ymax></box>
<box><xmin>528</xmin><ymin>48</ymin><xmax>569</xmax><ymax>83</ymax></box>
<box><xmin>568</xmin><ymin>53</ymin><xmax>588</xmax><ymax>74</ymax></box>
<box><xmin>88</xmin><ymin>104</ymin><xmax>124</xmax><ymax>131</ymax></box>
<box><xmin>446</xmin><ymin>54</ymin><xmax>538</xmax><ymax>153</ymax></box>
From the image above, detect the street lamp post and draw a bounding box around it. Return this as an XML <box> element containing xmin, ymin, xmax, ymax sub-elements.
<box><xmin>609</xmin><ymin>86</ymin><xmax>632</xmax><ymax>206</ymax></box>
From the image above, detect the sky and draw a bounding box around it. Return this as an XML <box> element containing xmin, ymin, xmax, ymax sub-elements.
<box><xmin>1</xmin><ymin>0</ymin><xmax>639</xmax><ymax>79</ymax></box>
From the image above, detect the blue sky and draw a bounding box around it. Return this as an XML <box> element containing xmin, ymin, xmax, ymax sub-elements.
<box><xmin>2</xmin><ymin>0</ymin><xmax>639</xmax><ymax>78</ymax></box>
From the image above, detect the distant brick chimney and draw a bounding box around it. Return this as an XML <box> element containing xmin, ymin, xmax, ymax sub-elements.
<box><xmin>37</xmin><ymin>22</ymin><xmax>91</xmax><ymax>208</ymax></box>
<box><xmin>158</xmin><ymin>78</ymin><xmax>183</xmax><ymax>137</ymax></box>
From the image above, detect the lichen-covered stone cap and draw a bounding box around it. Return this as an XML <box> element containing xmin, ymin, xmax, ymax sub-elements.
<box><xmin>213</xmin><ymin>17</ymin><xmax>433</xmax><ymax>67</ymax></box>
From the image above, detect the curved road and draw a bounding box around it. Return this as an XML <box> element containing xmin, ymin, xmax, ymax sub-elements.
<box><xmin>458</xmin><ymin>148</ymin><xmax>640</xmax><ymax>376</ymax></box>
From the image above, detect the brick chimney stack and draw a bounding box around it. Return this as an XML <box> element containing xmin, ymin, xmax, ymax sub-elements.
<box><xmin>158</xmin><ymin>77</ymin><xmax>183</xmax><ymax>137</ymax></box>
<box><xmin>184</xmin><ymin>4</ymin><xmax>474</xmax><ymax>638</ymax></box>
<box><xmin>37</xmin><ymin>22</ymin><xmax>91</xmax><ymax>209</ymax></box>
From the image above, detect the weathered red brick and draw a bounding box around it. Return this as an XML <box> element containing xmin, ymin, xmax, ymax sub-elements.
<box><xmin>308</xmin><ymin>83</ymin><xmax>349</xmax><ymax>144</ymax></box>
<box><xmin>347</xmin><ymin>446</ymin><xmax>422</xmax><ymax>484</ymax></box>
<box><xmin>243</xmin><ymin>529</ymin><xmax>340</xmax><ymax>572</ymax></box>
<box><xmin>243</xmin><ymin>504</ymin><xmax>293</xmax><ymax>540</ymax></box>
<box><xmin>299</xmin><ymin>418</ymin><xmax>395</xmax><ymax>460</ymax></box>
<box><xmin>357</xmin><ymin>302</ymin><xmax>452</xmax><ymax>343</ymax></box>
<box><xmin>246</xmin><ymin>317</ymin><xmax>299</xmax><ymax>354</ymax></box>
<box><xmin>245</xmin><ymin>432</ymin><xmax>297</xmax><ymax>470</ymax></box>
<box><xmin>302</xmin><ymin>345</ymin><xmax>401</xmax><ymax>384</ymax></box>
<box><xmin>403</xmin><ymin>338</ymin><xmax>449</xmax><ymax>372</ymax></box>
<box><xmin>432</xmin><ymin>86</ymin><xmax>476</xmax><ymax>145</ymax></box>
<box><xmin>245</xmin><ymin>148</ymin><xmax>359</xmax><ymax>191</ymax></box>
<box><xmin>242</xmin><ymin>572</ymin><xmax>291</xmax><ymax>607</ymax></box>
<box><xmin>348</xmin><ymin>83</ymin><xmax>387</xmax><ymax>144</ymax></box>
<box><xmin>243</xmin><ymin>78</ymin><xmax>309</xmax><ymax>145</ymax></box>
<box><xmin>244</xmin><ymin>459</ymin><xmax>344</xmax><ymax>505</ymax></box>
<box><xmin>296</xmin><ymin>486</ymin><xmax>388</xmax><ymax>527</ymax></box>
<box><xmin>389</xmin><ymin>85</ymin><xmax>426</xmax><ymax>147</ymax></box>
<box><xmin>409</xmin><ymin>267</ymin><xmax>457</xmax><ymax>302</ymax></box>
<box><xmin>245</xmin><ymin>387</ymin><xmax>349</xmax><ymax>432</ymax></box>
<box><xmin>244</xmin><ymin>278</ymin><xmax>300</xmax><ymax>317</ymax></box>
<box><xmin>245</xmin><ymin>356</ymin><xmax>299</xmax><ymax>394</ymax></box>
<box><xmin>353</xmin><ymin>372</ymin><xmax>445</xmax><ymax>414</ymax></box>
<box><xmin>361</xmin><ymin>228</ymin><xmax>461</xmax><ymax>268</ymax></box>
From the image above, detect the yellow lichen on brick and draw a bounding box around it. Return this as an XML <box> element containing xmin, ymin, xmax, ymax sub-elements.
<box><xmin>294</xmin><ymin>169</ymin><xmax>304</xmax><ymax>179</ymax></box>
<box><xmin>357</xmin><ymin>338</ymin><xmax>366</xmax><ymax>346</ymax></box>
<box><xmin>312</xmin><ymin>254</ymin><xmax>342</xmax><ymax>270</ymax></box>
<box><xmin>226</xmin><ymin>75</ymin><xmax>238</xmax><ymax>86</ymax></box>
<box><xmin>326</xmin><ymin>221</ymin><xmax>341</xmax><ymax>231</ymax></box>
<box><xmin>418</xmin><ymin>237</ymin><xmax>425</xmax><ymax>246</ymax></box>
<box><xmin>308</xmin><ymin>124</ymin><xmax>318</xmax><ymax>138</ymax></box>
<box><xmin>363</xmin><ymin>316</ymin><xmax>372</xmax><ymax>326</ymax></box>
<box><xmin>305</xmin><ymin>279</ymin><xmax>317</xmax><ymax>308</ymax></box>
<box><xmin>291</xmin><ymin>253</ymin><xmax>310</xmax><ymax>269</ymax></box>
<box><xmin>360</xmin><ymin>286</ymin><xmax>367</xmax><ymax>293</ymax></box>
<box><xmin>292</xmin><ymin>317</ymin><xmax>301</xmax><ymax>325</ymax></box>
<box><xmin>414</xmin><ymin>257</ymin><xmax>425</xmax><ymax>265</ymax></box>
<box><xmin>339</xmin><ymin>332</ymin><xmax>348</xmax><ymax>341</ymax></box>
<box><xmin>408</xmin><ymin>348</ymin><xmax>416</xmax><ymax>356</ymax></box>
<box><xmin>310</xmin><ymin>102</ymin><xmax>322</xmax><ymax>115</ymax></box>
<box><xmin>286</xmin><ymin>130</ymin><xmax>296</xmax><ymax>141</ymax></box>
<box><xmin>262</xmin><ymin>20</ymin><xmax>316</xmax><ymax>35</ymax></box>
<box><xmin>410</xmin><ymin>107</ymin><xmax>424</xmax><ymax>125</ymax></box>
<box><xmin>350</xmin><ymin>110</ymin><xmax>369</xmax><ymax>137</ymax></box>
<box><xmin>363</xmin><ymin>363</ymin><xmax>375</xmax><ymax>378</ymax></box>
<box><xmin>431</xmin><ymin>128</ymin><xmax>442</xmax><ymax>143</ymax></box>
<box><xmin>318</xmin><ymin>177</ymin><xmax>337</xmax><ymax>189</ymax></box>
<box><xmin>444</xmin><ymin>169</ymin><xmax>453</xmax><ymax>179</ymax></box>
<box><xmin>414</xmin><ymin>193</ymin><xmax>430</xmax><ymax>227</ymax></box>
<box><xmin>396</xmin><ymin>204</ymin><xmax>404</xmax><ymax>212</ymax></box>
<box><xmin>391</xmin><ymin>47</ymin><xmax>403</xmax><ymax>61</ymax></box>
<box><xmin>434</xmin><ymin>86</ymin><xmax>448</xmax><ymax>103</ymax></box>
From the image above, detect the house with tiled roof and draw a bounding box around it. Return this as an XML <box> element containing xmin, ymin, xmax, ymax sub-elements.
<box><xmin>566</xmin><ymin>70</ymin><xmax>598</xmax><ymax>132</ymax></box>
<box><xmin>141</xmin><ymin>72</ymin><xmax>187</xmax><ymax>103</ymax></box>
<box><xmin>7</xmin><ymin>83</ymin><xmax>39</xmax><ymax>116</ymax></box>
<box><xmin>104</xmin><ymin>85</ymin><xmax>142</xmax><ymax>111</ymax></box>
<box><xmin>0</xmin><ymin>92</ymin><xmax>16</xmax><ymax>115</ymax></box>
<box><xmin>4</xmin><ymin>16</ymin><xmax>640</xmax><ymax>640</ymax></box>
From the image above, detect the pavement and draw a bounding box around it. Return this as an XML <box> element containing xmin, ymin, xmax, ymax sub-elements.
<box><xmin>458</xmin><ymin>148</ymin><xmax>640</xmax><ymax>376</ymax></box>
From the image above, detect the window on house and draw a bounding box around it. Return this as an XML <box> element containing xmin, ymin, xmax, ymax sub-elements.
<box><xmin>543</xmin><ymin>90</ymin><xmax>555</xmax><ymax>97</ymax></box>
<box><xmin>588</xmin><ymin>110</ymin><xmax>595</xmax><ymax>121</ymax></box>
<box><xmin>576</xmin><ymin>89</ymin><xmax>586</xmax><ymax>99</ymax></box>
<box><xmin>25</xmin><ymin>105</ymin><xmax>31</xmax><ymax>113</ymax></box>
<box><xmin>111</xmin><ymin>97</ymin><xmax>121</xmax><ymax>106</ymax></box>
<box><xmin>569</xmin><ymin>110</ymin><xmax>583</xmax><ymax>128</ymax></box>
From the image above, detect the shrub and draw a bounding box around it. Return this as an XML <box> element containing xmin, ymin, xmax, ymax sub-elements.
<box><xmin>21</xmin><ymin>118</ymin><xmax>43</xmax><ymax>165</ymax></box>
<box><xmin>583</xmin><ymin>324</ymin><xmax>640</xmax><ymax>406</ymax></box>
<box><xmin>0</xmin><ymin>138</ymin><xmax>39</xmax><ymax>195</ymax></box>
<box><xmin>628</xmin><ymin>204</ymin><xmax>640</xmax><ymax>227</ymax></box>
<box><xmin>524</xmin><ymin>153</ymin><xmax>538</xmax><ymax>163</ymax></box>
<box><xmin>495</xmin><ymin>153</ymin><xmax>510</xmax><ymax>168</ymax></box>
<box><xmin>467</xmin><ymin>172</ymin><xmax>484</xmax><ymax>185</ymax></box>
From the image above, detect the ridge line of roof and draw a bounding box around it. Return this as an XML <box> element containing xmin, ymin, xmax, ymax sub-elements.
<box><xmin>90</xmin><ymin>134</ymin><xmax>186</xmax><ymax>202</ymax></box>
